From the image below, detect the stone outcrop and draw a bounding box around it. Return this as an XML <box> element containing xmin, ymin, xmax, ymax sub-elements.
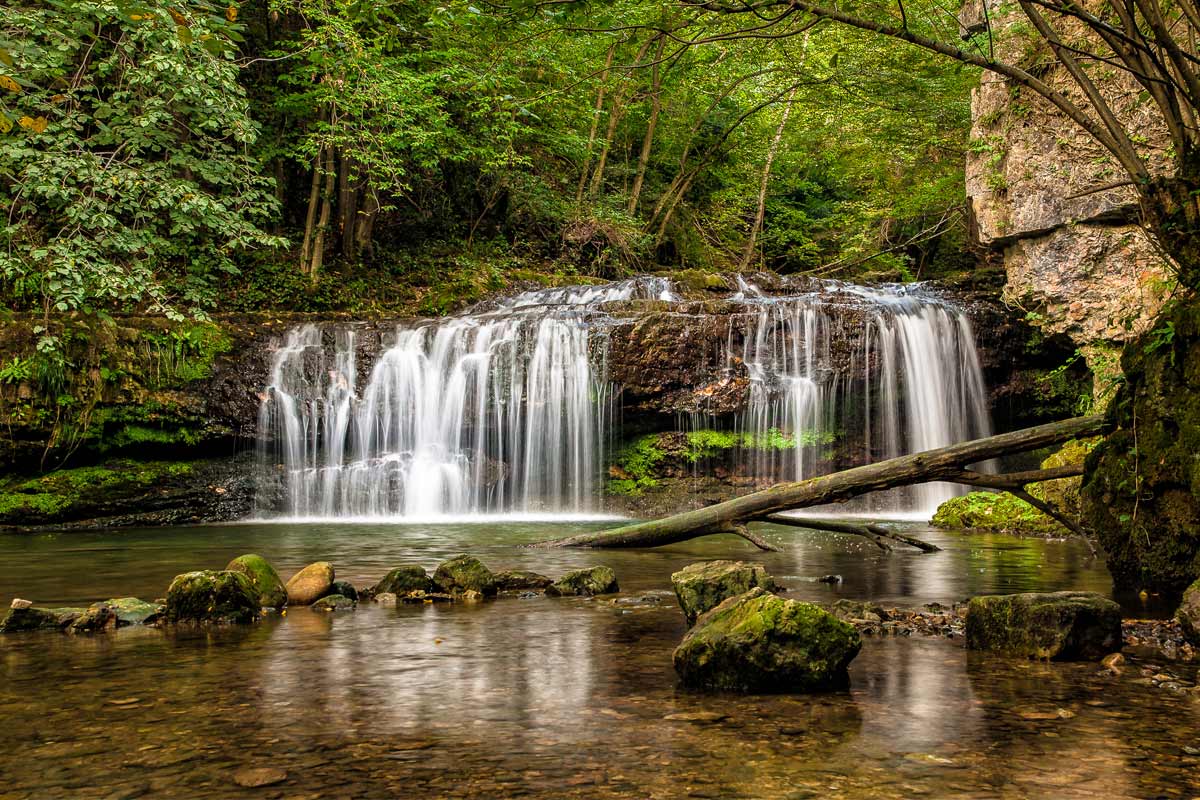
<box><xmin>965</xmin><ymin>591</ymin><xmax>1122</xmax><ymax>659</ymax></box>
<box><xmin>670</xmin><ymin>560</ymin><xmax>778</xmax><ymax>624</ymax></box>
<box><xmin>961</xmin><ymin>0</ymin><xmax>1172</xmax><ymax>381</ymax></box>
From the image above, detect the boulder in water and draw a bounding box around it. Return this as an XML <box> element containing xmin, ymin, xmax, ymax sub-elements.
<box><xmin>546</xmin><ymin>566</ymin><xmax>619</xmax><ymax>597</ymax></box>
<box><xmin>432</xmin><ymin>555</ymin><xmax>498</xmax><ymax>597</ymax></box>
<box><xmin>285</xmin><ymin>562</ymin><xmax>335</xmax><ymax>606</ymax></box>
<box><xmin>965</xmin><ymin>591</ymin><xmax>1122</xmax><ymax>660</ymax></box>
<box><xmin>68</xmin><ymin>603</ymin><xmax>119</xmax><ymax>633</ymax></box>
<box><xmin>330</xmin><ymin>580</ymin><xmax>359</xmax><ymax>601</ymax></box>
<box><xmin>0</xmin><ymin>605</ymin><xmax>69</xmax><ymax>633</ymax></box>
<box><xmin>673</xmin><ymin>587</ymin><xmax>861</xmax><ymax>692</ymax></box>
<box><xmin>494</xmin><ymin>570</ymin><xmax>554</xmax><ymax>591</ymax></box>
<box><xmin>372</xmin><ymin>565</ymin><xmax>433</xmax><ymax>596</ymax></box>
<box><xmin>165</xmin><ymin>570</ymin><xmax>260</xmax><ymax>624</ymax></box>
<box><xmin>670</xmin><ymin>560</ymin><xmax>778</xmax><ymax>624</ymax></box>
<box><xmin>311</xmin><ymin>594</ymin><xmax>356</xmax><ymax>612</ymax></box>
<box><xmin>225</xmin><ymin>554</ymin><xmax>288</xmax><ymax>608</ymax></box>
<box><xmin>829</xmin><ymin>599</ymin><xmax>890</xmax><ymax>624</ymax></box>
<box><xmin>1176</xmin><ymin>579</ymin><xmax>1200</xmax><ymax>646</ymax></box>
<box><xmin>103</xmin><ymin>597</ymin><xmax>165</xmax><ymax>626</ymax></box>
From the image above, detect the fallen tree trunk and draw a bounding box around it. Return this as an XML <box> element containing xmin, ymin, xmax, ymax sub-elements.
<box><xmin>761</xmin><ymin>514</ymin><xmax>942</xmax><ymax>552</ymax></box>
<box><xmin>537</xmin><ymin>415</ymin><xmax>1111</xmax><ymax>549</ymax></box>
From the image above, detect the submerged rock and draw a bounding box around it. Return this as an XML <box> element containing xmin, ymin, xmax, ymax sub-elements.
<box><xmin>225</xmin><ymin>554</ymin><xmax>288</xmax><ymax>608</ymax></box>
<box><xmin>285</xmin><ymin>562</ymin><xmax>335</xmax><ymax>606</ymax></box>
<box><xmin>670</xmin><ymin>560</ymin><xmax>778</xmax><ymax>624</ymax></box>
<box><xmin>330</xmin><ymin>580</ymin><xmax>359</xmax><ymax>601</ymax></box>
<box><xmin>67</xmin><ymin>603</ymin><xmax>118</xmax><ymax>633</ymax></box>
<box><xmin>372</xmin><ymin>565</ymin><xmax>433</xmax><ymax>596</ymax></box>
<box><xmin>432</xmin><ymin>555</ymin><xmax>498</xmax><ymax>597</ymax></box>
<box><xmin>829</xmin><ymin>599</ymin><xmax>890</xmax><ymax>624</ymax></box>
<box><xmin>494</xmin><ymin>570</ymin><xmax>554</xmax><ymax>591</ymax></box>
<box><xmin>965</xmin><ymin>591</ymin><xmax>1122</xmax><ymax>660</ymax></box>
<box><xmin>1176</xmin><ymin>579</ymin><xmax>1200</xmax><ymax>646</ymax></box>
<box><xmin>0</xmin><ymin>605</ymin><xmax>69</xmax><ymax>633</ymax></box>
<box><xmin>546</xmin><ymin>566</ymin><xmax>619</xmax><ymax>597</ymax></box>
<box><xmin>165</xmin><ymin>570</ymin><xmax>260</xmax><ymax>624</ymax></box>
<box><xmin>103</xmin><ymin>597</ymin><xmax>164</xmax><ymax>626</ymax></box>
<box><xmin>311</xmin><ymin>594</ymin><xmax>356</xmax><ymax>612</ymax></box>
<box><xmin>374</xmin><ymin>592</ymin><xmax>398</xmax><ymax>606</ymax></box>
<box><xmin>673</xmin><ymin>587</ymin><xmax>861</xmax><ymax>692</ymax></box>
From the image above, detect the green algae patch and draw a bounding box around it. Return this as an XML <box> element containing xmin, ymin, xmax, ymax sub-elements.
<box><xmin>0</xmin><ymin>460</ymin><xmax>194</xmax><ymax>526</ymax></box>
<box><xmin>931</xmin><ymin>491</ymin><xmax>1066</xmax><ymax>536</ymax></box>
<box><xmin>545</xmin><ymin>566</ymin><xmax>619</xmax><ymax>597</ymax></box>
<box><xmin>673</xmin><ymin>587</ymin><xmax>861</xmax><ymax>692</ymax></box>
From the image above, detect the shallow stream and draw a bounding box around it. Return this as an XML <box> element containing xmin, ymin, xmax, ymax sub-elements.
<box><xmin>1</xmin><ymin>521</ymin><xmax>1196</xmax><ymax>799</ymax></box>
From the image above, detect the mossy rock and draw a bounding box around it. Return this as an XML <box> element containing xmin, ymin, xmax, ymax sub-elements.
<box><xmin>965</xmin><ymin>591</ymin><xmax>1121</xmax><ymax>660</ymax></box>
<box><xmin>545</xmin><ymin>566</ymin><xmax>619</xmax><ymax>597</ymax></box>
<box><xmin>931</xmin><ymin>491</ymin><xmax>1065</xmax><ymax>536</ymax></box>
<box><xmin>828</xmin><ymin>599</ymin><xmax>890</xmax><ymax>623</ymax></box>
<box><xmin>311</xmin><ymin>594</ymin><xmax>356</xmax><ymax>612</ymax></box>
<box><xmin>0</xmin><ymin>459</ymin><xmax>196</xmax><ymax>526</ymax></box>
<box><xmin>225</xmin><ymin>554</ymin><xmax>288</xmax><ymax>608</ymax></box>
<box><xmin>432</xmin><ymin>555</ymin><xmax>498</xmax><ymax>597</ymax></box>
<box><xmin>285</xmin><ymin>562</ymin><xmax>335</xmax><ymax>606</ymax></box>
<box><xmin>102</xmin><ymin>597</ymin><xmax>164</xmax><ymax>626</ymax></box>
<box><xmin>329</xmin><ymin>580</ymin><xmax>358</xmax><ymax>601</ymax></box>
<box><xmin>671</xmin><ymin>560</ymin><xmax>779</xmax><ymax>625</ymax></box>
<box><xmin>165</xmin><ymin>570</ymin><xmax>260</xmax><ymax>624</ymax></box>
<box><xmin>0</xmin><ymin>605</ymin><xmax>69</xmax><ymax>633</ymax></box>
<box><xmin>372</xmin><ymin>565</ymin><xmax>434</xmax><ymax>596</ymax></box>
<box><xmin>1035</xmin><ymin>438</ymin><xmax>1099</xmax><ymax>519</ymax></box>
<box><xmin>673</xmin><ymin>587</ymin><xmax>861</xmax><ymax>692</ymax></box>
<box><xmin>494</xmin><ymin>570</ymin><xmax>554</xmax><ymax>591</ymax></box>
<box><xmin>68</xmin><ymin>603</ymin><xmax>119</xmax><ymax>633</ymax></box>
<box><xmin>1176</xmin><ymin>579</ymin><xmax>1200</xmax><ymax>646</ymax></box>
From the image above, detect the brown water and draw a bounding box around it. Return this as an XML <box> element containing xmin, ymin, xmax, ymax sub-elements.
<box><xmin>1</xmin><ymin>520</ymin><xmax>1197</xmax><ymax>800</ymax></box>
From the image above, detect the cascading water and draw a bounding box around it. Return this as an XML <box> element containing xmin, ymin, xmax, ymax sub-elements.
<box><xmin>731</xmin><ymin>281</ymin><xmax>993</xmax><ymax>515</ymax></box>
<box><xmin>256</xmin><ymin>277</ymin><xmax>672</xmax><ymax>519</ymax></box>
<box><xmin>256</xmin><ymin>275</ymin><xmax>992</xmax><ymax>520</ymax></box>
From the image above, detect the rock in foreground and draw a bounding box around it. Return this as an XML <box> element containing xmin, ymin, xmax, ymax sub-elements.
<box><xmin>225</xmin><ymin>554</ymin><xmax>288</xmax><ymax>608</ymax></box>
<box><xmin>965</xmin><ymin>591</ymin><xmax>1122</xmax><ymax>660</ymax></box>
<box><xmin>671</xmin><ymin>560</ymin><xmax>778</xmax><ymax>624</ymax></box>
<box><xmin>546</xmin><ymin>566</ymin><xmax>619</xmax><ymax>597</ymax></box>
<box><xmin>433</xmin><ymin>555</ymin><xmax>498</xmax><ymax>596</ymax></box>
<box><xmin>673</xmin><ymin>587</ymin><xmax>861</xmax><ymax>692</ymax></box>
<box><xmin>285</xmin><ymin>562</ymin><xmax>335</xmax><ymax>606</ymax></box>
<box><xmin>165</xmin><ymin>570</ymin><xmax>260</xmax><ymax>624</ymax></box>
<box><xmin>1176</xmin><ymin>579</ymin><xmax>1200</xmax><ymax>646</ymax></box>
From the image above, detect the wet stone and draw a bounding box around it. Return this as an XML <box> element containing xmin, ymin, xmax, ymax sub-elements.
<box><xmin>965</xmin><ymin>591</ymin><xmax>1122</xmax><ymax>660</ymax></box>
<box><xmin>311</xmin><ymin>594</ymin><xmax>356</xmax><ymax>612</ymax></box>
<box><xmin>232</xmin><ymin>766</ymin><xmax>288</xmax><ymax>788</ymax></box>
<box><xmin>546</xmin><ymin>566</ymin><xmax>619</xmax><ymax>597</ymax></box>
<box><xmin>225</xmin><ymin>554</ymin><xmax>288</xmax><ymax>608</ymax></box>
<box><xmin>285</xmin><ymin>562</ymin><xmax>335</xmax><ymax>606</ymax></box>
<box><xmin>372</xmin><ymin>565</ymin><xmax>433</xmax><ymax>596</ymax></box>
<box><xmin>433</xmin><ymin>555</ymin><xmax>499</xmax><ymax>597</ymax></box>
<box><xmin>670</xmin><ymin>560</ymin><xmax>778</xmax><ymax>625</ymax></box>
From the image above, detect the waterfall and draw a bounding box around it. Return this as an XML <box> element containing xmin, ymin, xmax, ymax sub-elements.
<box><xmin>256</xmin><ymin>277</ymin><xmax>670</xmax><ymax>519</ymax></box>
<box><xmin>732</xmin><ymin>281</ymin><xmax>993</xmax><ymax>515</ymax></box>
<box><xmin>256</xmin><ymin>275</ymin><xmax>992</xmax><ymax>520</ymax></box>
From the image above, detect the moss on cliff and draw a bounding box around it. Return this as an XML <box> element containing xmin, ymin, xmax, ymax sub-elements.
<box><xmin>0</xmin><ymin>460</ymin><xmax>194</xmax><ymax>524</ymax></box>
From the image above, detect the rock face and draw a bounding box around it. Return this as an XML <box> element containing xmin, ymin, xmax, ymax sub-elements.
<box><xmin>673</xmin><ymin>588</ymin><xmax>862</xmax><ymax>692</ymax></box>
<box><xmin>225</xmin><ymin>554</ymin><xmax>288</xmax><ymax>608</ymax></box>
<box><xmin>545</xmin><ymin>566</ymin><xmax>619</xmax><ymax>597</ymax></box>
<box><xmin>670</xmin><ymin>561</ymin><xmax>778</xmax><ymax>624</ymax></box>
<box><xmin>165</xmin><ymin>570</ymin><xmax>260</xmax><ymax>624</ymax></box>
<box><xmin>285</xmin><ymin>562</ymin><xmax>335</xmax><ymax>606</ymax></box>
<box><xmin>960</xmin><ymin>0</ymin><xmax>1170</xmax><ymax>379</ymax></box>
<box><xmin>373</xmin><ymin>565</ymin><xmax>434</xmax><ymax>596</ymax></box>
<box><xmin>965</xmin><ymin>591</ymin><xmax>1122</xmax><ymax>660</ymax></box>
<box><xmin>432</xmin><ymin>555</ymin><xmax>498</xmax><ymax>597</ymax></box>
<box><xmin>1176</xmin><ymin>580</ymin><xmax>1200</xmax><ymax>646</ymax></box>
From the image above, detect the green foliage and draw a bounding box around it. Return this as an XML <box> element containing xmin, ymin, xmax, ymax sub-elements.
<box><xmin>0</xmin><ymin>459</ymin><xmax>192</xmax><ymax>521</ymax></box>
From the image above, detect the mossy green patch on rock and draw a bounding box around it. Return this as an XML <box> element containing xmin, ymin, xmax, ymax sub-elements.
<box><xmin>0</xmin><ymin>460</ymin><xmax>195</xmax><ymax>526</ymax></box>
<box><xmin>546</xmin><ymin>566</ymin><xmax>619</xmax><ymax>597</ymax></box>
<box><xmin>165</xmin><ymin>570</ymin><xmax>260</xmax><ymax>624</ymax></box>
<box><xmin>373</xmin><ymin>565</ymin><xmax>434</xmax><ymax>596</ymax></box>
<box><xmin>225</xmin><ymin>554</ymin><xmax>288</xmax><ymax>608</ymax></box>
<box><xmin>965</xmin><ymin>591</ymin><xmax>1121</xmax><ymax>660</ymax></box>
<box><xmin>931</xmin><ymin>491</ymin><xmax>1065</xmax><ymax>536</ymax></box>
<box><xmin>671</xmin><ymin>561</ymin><xmax>779</xmax><ymax>625</ymax></box>
<box><xmin>673</xmin><ymin>587</ymin><xmax>861</xmax><ymax>692</ymax></box>
<box><xmin>433</xmin><ymin>555</ymin><xmax>498</xmax><ymax>596</ymax></box>
<box><xmin>102</xmin><ymin>597</ymin><xmax>164</xmax><ymax>626</ymax></box>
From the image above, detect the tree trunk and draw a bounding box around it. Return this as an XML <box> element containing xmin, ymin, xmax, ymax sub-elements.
<box><xmin>628</xmin><ymin>34</ymin><xmax>666</xmax><ymax>215</ymax></box>
<box><xmin>740</xmin><ymin>87</ymin><xmax>796</xmax><ymax>270</ymax></box>
<box><xmin>308</xmin><ymin>145</ymin><xmax>336</xmax><ymax>281</ymax></box>
<box><xmin>299</xmin><ymin>149</ymin><xmax>322</xmax><ymax>272</ymax></box>
<box><xmin>536</xmin><ymin>415</ymin><xmax>1111</xmax><ymax>549</ymax></box>
<box><xmin>354</xmin><ymin>187</ymin><xmax>380</xmax><ymax>260</ymax></box>
<box><xmin>587</xmin><ymin>36</ymin><xmax>654</xmax><ymax>199</ymax></box>
<box><xmin>1142</xmin><ymin>172</ymin><xmax>1200</xmax><ymax>287</ymax></box>
<box><xmin>338</xmin><ymin>151</ymin><xmax>358</xmax><ymax>260</ymax></box>
<box><xmin>577</xmin><ymin>42</ymin><xmax>618</xmax><ymax>206</ymax></box>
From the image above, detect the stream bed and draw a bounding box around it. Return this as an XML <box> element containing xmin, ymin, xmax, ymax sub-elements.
<box><xmin>1</xmin><ymin>520</ymin><xmax>1196</xmax><ymax>799</ymax></box>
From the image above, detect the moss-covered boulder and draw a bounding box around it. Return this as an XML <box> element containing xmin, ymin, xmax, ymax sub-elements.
<box><xmin>102</xmin><ymin>597</ymin><xmax>164</xmax><ymax>626</ymax></box>
<box><xmin>1176</xmin><ymin>579</ymin><xmax>1200</xmax><ymax>646</ymax></box>
<box><xmin>432</xmin><ymin>555</ymin><xmax>498</xmax><ymax>597</ymax></box>
<box><xmin>932</xmin><ymin>491</ymin><xmax>1065</xmax><ymax>535</ymax></box>
<box><xmin>329</xmin><ymin>580</ymin><xmax>358</xmax><ymax>601</ymax></box>
<box><xmin>285</xmin><ymin>562</ymin><xmax>335</xmax><ymax>606</ymax></box>
<box><xmin>1082</xmin><ymin>300</ymin><xmax>1200</xmax><ymax>593</ymax></box>
<box><xmin>545</xmin><ymin>566</ymin><xmax>619</xmax><ymax>597</ymax></box>
<box><xmin>673</xmin><ymin>588</ymin><xmax>861</xmax><ymax>692</ymax></box>
<box><xmin>0</xmin><ymin>605</ymin><xmax>69</xmax><ymax>632</ymax></box>
<box><xmin>965</xmin><ymin>591</ymin><xmax>1121</xmax><ymax>660</ymax></box>
<box><xmin>372</xmin><ymin>565</ymin><xmax>434</xmax><ymax>596</ymax></box>
<box><xmin>311</xmin><ymin>594</ymin><xmax>356</xmax><ymax>612</ymax></box>
<box><xmin>225</xmin><ymin>554</ymin><xmax>288</xmax><ymax>608</ymax></box>
<box><xmin>165</xmin><ymin>570</ymin><xmax>260</xmax><ymax>624</ymax></box>
<box><xmin>671</xmin><ymin>560</ymin><xmax>779</xmax><ymax>624</ymax></box>
<box><xmin>494</xmin><ymin>570</ymin><xmax>554</xmax><ymax>591</ymax></box>
<box><xmin>68</xmin><ymin>603</ymin><xmax>119</xmax><ymax>633</ymax></box>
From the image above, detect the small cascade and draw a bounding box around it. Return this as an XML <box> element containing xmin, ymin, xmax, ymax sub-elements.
<box><xmin>257</xmin><ymin>276</ymin><xmax>669</xmax><ymax>519</ymax></box>
<box><xmin>732</xmin><ymin>281</ymin><xmax>993</xmax><ymax>514</ymax></box>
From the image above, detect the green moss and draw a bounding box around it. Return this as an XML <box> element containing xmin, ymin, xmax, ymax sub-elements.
<box><xmin>931</xmin><ymin>491</ymin><xmax>1065</xmax><ymax>536</ymax></box>
<box><xmin>0</xmin><ymin>460</ymin><xmax>194</xmax><ymax>524</ymax></box>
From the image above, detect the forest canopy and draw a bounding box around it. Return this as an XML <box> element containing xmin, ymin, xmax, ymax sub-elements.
<box><xmin>0</xmin><ymin>0</ymin><xmax>978</xmax><ymax>322</ymax></box>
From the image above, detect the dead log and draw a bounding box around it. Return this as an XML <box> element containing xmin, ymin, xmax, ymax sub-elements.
<box><xmin>760</xmin><ymin>514</ymin><xmax>941</xmax><ymax>552</ymax></box>
<box><xmin>537</xmin><ymin>415</ymin><xmax>1111</xmax><ymax>549</ymax></box>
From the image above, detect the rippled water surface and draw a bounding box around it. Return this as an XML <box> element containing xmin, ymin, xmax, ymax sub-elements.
<box><xmin>1</xmin><ymin>520</ymin><xmax>1197</xmax><ymax>799</ymax></box>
